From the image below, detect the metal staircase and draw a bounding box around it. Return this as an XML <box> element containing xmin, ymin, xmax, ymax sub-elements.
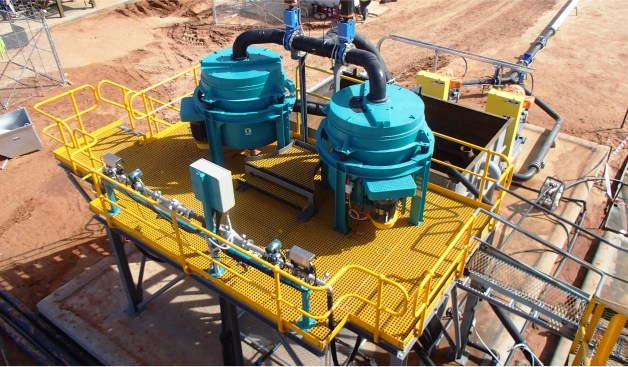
<box><xmin>461</xmin><ymin>242</ymin><xmax>590</xmax><ymax>339</ymax></box>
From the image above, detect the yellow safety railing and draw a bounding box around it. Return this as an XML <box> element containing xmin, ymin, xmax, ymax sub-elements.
<box><xmin>35</xmin><ymin>70</ymin><xmax>515</xmax><ymax>350</ymax></box>
<box><xmin>35</xmin><ymin>85</ymin><xmax>99</xmax><ymax>174</ymax></box>
<box><xmin>127</xmin><ymin>65</ymin><xmax>200</xmax><ymax>140</ymax></box>
<box><xmin>97</xmin><ymin>80</ymin><xmax>139</xmax><ymax>131</ymax></box>
<box><xmin>570</xmin><ymin>297</ymin><xmax>628</xmax><ymax>366</ymax></box>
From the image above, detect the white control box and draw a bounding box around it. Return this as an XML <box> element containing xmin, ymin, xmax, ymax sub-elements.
<box><xmin>190</xmin><ymin>158</ymin><xmax>235</xmax><ymax>213</ymax></box>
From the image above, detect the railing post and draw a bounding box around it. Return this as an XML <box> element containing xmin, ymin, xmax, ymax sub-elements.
<box><xmin>373</xmin><ymin>275</ymin><xmax>384</xmax><ymax>343</ymax></box>
<box><xmin>140</xmin><ymin>91</ymin><xmax>155</xmax><ymax>138</ymax></box>
<box><xmin>590</xmin><ymin>312</ymin><xmax>628</xmax><ymax>365</ymax></box>
<box><xmin>573</xmin><ymin>303</ymin><xmax>605</xmax><ymax>365</ymax></box>
<box><xmin>274</xmin><ymin>267</ymin><xmax>285</xmax><ymax>332</ymax></box>
<box><xmin>170</xmin><ymin>209</ymin><xmax>186</xmax><ymax>267</ymax></box>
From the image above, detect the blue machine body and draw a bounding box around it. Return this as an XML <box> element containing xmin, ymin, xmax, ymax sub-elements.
<box><xmin>316</xmin><ymin>82</ymin><xmax>434</xmax><ymax>234</ymax></box>
<box><xmin>180</xmin><ymin>47</ymin><xmax>296</xmax><ymax>167</ymax></box>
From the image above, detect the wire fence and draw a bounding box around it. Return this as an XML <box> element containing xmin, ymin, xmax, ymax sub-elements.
<box><xmin>0</xmin><ymin>9</ymin><xmax>65</xmax><ymax>109</ymax></box>
<box><xmin>212</xmin><ymin>0</ymin><xmax>311</xmax><ymax>28</ymax></box>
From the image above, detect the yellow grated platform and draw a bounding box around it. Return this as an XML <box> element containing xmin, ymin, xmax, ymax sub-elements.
<box><xmin>247</xmin><ymin>143</ymin><xmax>321</xmax><ymax>190</ymax></box>
<box><xmin>54</xmin><ymin>122</ymin><xmax>490</xmax><ymax>350</ymax></box>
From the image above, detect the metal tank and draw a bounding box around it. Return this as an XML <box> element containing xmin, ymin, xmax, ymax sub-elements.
<box><xmin>317</xmin><ymin>81</ymin><xmax>434</xmax><ymax>234</ymax></box>
<box><xmin>180</xmin><ymin>46</ymin><xmax>296</xmax><ymax>167</ymax></box>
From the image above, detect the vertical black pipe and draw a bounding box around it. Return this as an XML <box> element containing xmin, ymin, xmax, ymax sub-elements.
<box><xmin>299</xmin><ymin>54</ymin><xmax>308</xmax><ymax>142</ymax></box>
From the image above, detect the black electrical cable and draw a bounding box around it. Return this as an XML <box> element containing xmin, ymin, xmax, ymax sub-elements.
<box><xmin>327</xmin><ymin>292</ymin><xmax>362</xmax><ymax>366</ymax></box>
<box><xmin>565</xmin><ymin>177</ymin><xmax>628</xmax><ymax>191</ymax></box>
<box><xmin>327</xmin><ymin>293</ymin><xmax>341</xmax><ymax>366</ymax></box>
<box><xmin>542</xmin><ymin>210</ymin><xmax>571</xmax><ymax>245</ymax></box>
<box><xmin>345</xmin><ymin>335</ymin><xmax>364</xmax><ymax>366</ymax></box>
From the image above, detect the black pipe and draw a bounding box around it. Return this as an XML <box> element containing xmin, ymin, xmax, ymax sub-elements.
<box><xmin>413</xmin><ymin>343</ymin><xmax>436</xmax><ymax>366</ymax></box>
<box><xmin>292</xmin><ymin>99</ymin><xmax>328</xmax><ymax>116</ymax></box>
<box><xmin>488</xmin><ymin>303</ymin><xmax>542</xmax><ymax>366</ymax></box>
<box><xmin>512</xmin><ymin>87</ymin><xmax>562</xmax><ymax>181</ymax></box>
<box><xmin>345</xmin><ymin>335</ymin><xmax>363</xmax><ymax>366</ymax></box>
<box><xmin>231</xmin><ymin>29</ymin><xmax>286</xmax><ymax>60</ymax></box>
<box><xmin>523</xmin><ymin>28</ymin><xmax>555</xmax><ymax>65</ymax></box>
<box><xmin>327</xmin><ymin>292</ymin><xmax>341</xmax><ymax>366</ymax></box>
<box><xmin>231</xmin><ymin>28</ymin><xmax>389</xmax><ymax>102</ymax></box>
<box><xmin>467</xmin><ymin>340</ymin><xmax>500</xmax><ymax>365</ymax></box>
<box><xmin>0</xmin><ymin>290</ymin><xmax>99</xmax><ymax>365</ymax></box>
<box><xmin>0</xmin><ymin>298</ymin><xmax>79</xmax><ymax>366</ymax></box>
<box><xmin>343</xmin><ymin>49</ymin><xmax>387</xmax><ymax>102</ymax></box>
<box><xmin>339</xmin><ymin>0</ymin><xmax>354</xmax><ymax>18</ymax></box>
<box><xmin>0</xmin><ymin>316</ymin><xmax>56</xmax><ymax>366</ymax></box>
<box><xmin>325</xmin><ymin>28</ymin><xmax>393</xmax><ymax>83</ymax></box>
<box><xmin>353</xmin><ymin>32</ymin><xmax>393</xmax><ymax>83</ymax></box>
<box><xmin>444</xmin><ymin>163</ymin><xmax>494</xmax><ymax>206</ymax></box>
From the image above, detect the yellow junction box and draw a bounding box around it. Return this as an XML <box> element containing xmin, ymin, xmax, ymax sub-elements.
<box><xmin>416</xmin><ymin>70</ymin><xmax>451</xmax><ymax>100</ymax></box>
<box><xmin>485</xmin><ymin>89</ymin><xmax>524</xmax><ymax>159</ymax></box>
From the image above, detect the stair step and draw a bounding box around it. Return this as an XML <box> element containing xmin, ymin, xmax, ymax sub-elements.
<box><xmin>466</xmin><ymin>243</ymin><xmax>590</xmax><ymax>329</ymax></box>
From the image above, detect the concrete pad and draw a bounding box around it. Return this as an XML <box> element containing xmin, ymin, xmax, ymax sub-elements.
<box><xmin>42</xmin><ymin>0</ymin><xmax>137</xmax><ymax>28</ymax></box>
<box><xmin>368</xmin><ymin>6</ymin><xmax>388</xmax><ymax>17</ymax></box>
<box><xmin>454</xmin><ymin>124</ymin><xmax>609</xmax><ymax>365</ymax></box>
<box><xmin>37</xmin><ymin>246</ymin><xmax>327</xmax><ymax>366</ymax></box>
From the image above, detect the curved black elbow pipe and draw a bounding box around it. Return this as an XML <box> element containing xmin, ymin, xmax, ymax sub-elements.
<box><xmin>292</xmin><ymin>100</ymin><xmax>328</xmax><ymax>116</ymax></box>
<box><xmin>230</xmin><ymin>31</ymin><xmax>388</xmax><ymax>102</ymax></box>
<box><xmin>232</xmin><ymin>29</ymin><xmax>285</xmax><ymax>60</ymax></box>
<box><xmin>512</xmin><ymin>86</ymin><xmax>562</xmax><ymax>182</ymax></box>
<box><xmin>291</xmin><ymin>35</ymin><xmax>388</xmax><ymax>102</ymax></box>
<box><xmin>325</xmin><ymin>28</ymin><xmax>393</xmax><ymax>83</ymax></box>
<box><xmin>344</xmin><ymin>49</ymin><xmax>388</xmax><ymax>102</ymax></box>
<box><xmin>444</xmin><ymin>163</ymin><xmax>494</xmax><ymax>206</ymax></box>
<box><xmin>353</xmin><ymin>32</ymin><xmax>393</xmax><ymax>83</ymax></box>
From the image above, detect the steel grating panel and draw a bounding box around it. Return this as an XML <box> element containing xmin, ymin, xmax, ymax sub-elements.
<box><xmin>248</xmin><ymin>143</ymin><xmax>320</xmax><ymax>190</ymax></box>
<box><xmin>71</xmin><ymin>122</ymin><xmax>488</xmax><ymax>350</ymax></box>
<box><xmin>467</xmin><ymin>247</ymin><xmax>588</xmax><ymax>327</ymax></box>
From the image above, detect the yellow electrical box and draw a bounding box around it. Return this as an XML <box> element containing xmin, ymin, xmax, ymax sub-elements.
<box><xmin>416</xmin><ymin>70</ymin><xmax>450</xmax><ymax>100</ymax></box>
<box><xmin>485</xmin><ymin>89</ymin><xmax>524</xmax><ymax>159</ymax></box>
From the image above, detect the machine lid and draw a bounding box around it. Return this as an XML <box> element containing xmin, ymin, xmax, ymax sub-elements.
<box><xmin>326</xmin><ymin>82</ymin><xmax>427</xmax><ymax>138</ymax></box>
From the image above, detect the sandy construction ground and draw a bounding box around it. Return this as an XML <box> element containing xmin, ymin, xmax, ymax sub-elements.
<box><xmin>1</xmin><ymin>0</ymin><xmax>628</xmax><ymax>364</ymax></box>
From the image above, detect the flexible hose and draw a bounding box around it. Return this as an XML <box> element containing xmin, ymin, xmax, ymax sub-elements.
<box><xmin>512</xmin><ymin>87</ymin><xmax>563</xmax><ymax>181</ymax></box>
<box><xmin>327</xmin><ymin>292</ymin><xmax>362</xmax><ymax>366</ymax></box>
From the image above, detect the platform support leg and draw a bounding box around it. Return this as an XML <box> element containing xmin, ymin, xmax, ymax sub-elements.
<box><xmin>334</xmin><ymin>170</ymin><xmax>350</xmax><ymax>235</ymax></box>
<box><xmin>219</xmin><ymin>297</ymin><xmax>244</xmax><ymax>366</ymax></box>
<box><xmin>274</xmin><ymin>330</ymin><xmax>304</xmax><ymax>366</ymax></box>
<box><xmin>389</xmin><ymin>354</ymin><xmax>408</xmax><ymax>366</ymax></box>
<box><xmin>409</xmin><ymin>163</ymin><xmax>430</xmax><ymax>226</ymax></box>
<box><xmin>456</xmin><ymin>281</ymin><xmax>479</xmax><ymax>363</ymax></box>
<box><xmin>205</xmin><ymin>113</ymin><xmax>226</xmax><ymax>168</ymax></box>
<box><xmin>107</xmin><ymin>228</ymin><xmax>140</xmax><ymax>317</ymax></box>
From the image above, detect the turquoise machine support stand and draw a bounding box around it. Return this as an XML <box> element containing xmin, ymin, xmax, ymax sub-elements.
<box><xmin>316</xmin><ymin>83</ymin><xmax>434</xmax><ymax>235</ymax></box>
<box><xmin>190</xmin><ymin>158</ymin><xmax>236</xmax><ymax>277</ymax></box>
<box><xmin>180</xmin><ymin>47</ymin><xmax>296</xmax><ymax>168</ymax></box>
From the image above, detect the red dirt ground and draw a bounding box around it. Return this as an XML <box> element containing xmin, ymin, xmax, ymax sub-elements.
<box><xmin>1</xmin><ymin>0</ymin><xmax>627</xmax><ymax>365</ymax></box>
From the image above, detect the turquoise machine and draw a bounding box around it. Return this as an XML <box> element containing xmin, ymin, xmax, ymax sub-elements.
<box><xmin>180</xmin><ymin>47</ymin><xmax>296</xmax><ymax>168</ymax></box>
<box><xmin>317</xmin><ymin>82</ymin><xmax>434</xmax><ymax>235</ymax></box>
